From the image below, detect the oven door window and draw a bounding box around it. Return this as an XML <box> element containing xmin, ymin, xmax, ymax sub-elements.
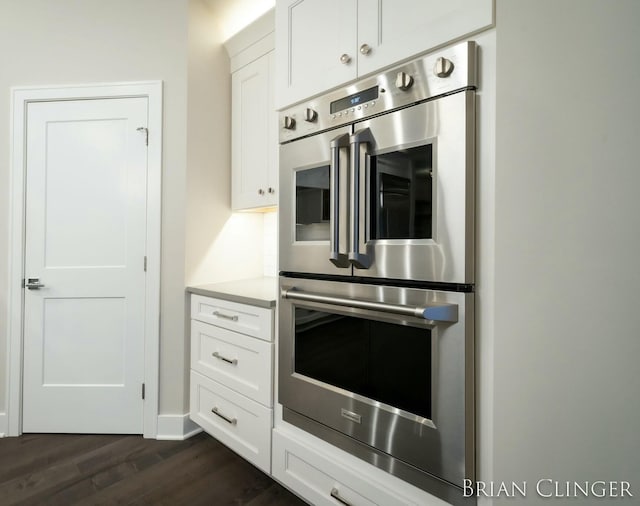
<box><xmin>296</xmin><ymin>166</ymin><xmax>330</xmax><ymax>241</ymax></box>
<box><xmin>369</xmin><ymin>143</ymin><xmax>433</xmax><ymax>240</ymax></box>
<box><xmin>294</xmin><ymin>307</ymin><xmax>432</xmax><ymax>420</ymax></box>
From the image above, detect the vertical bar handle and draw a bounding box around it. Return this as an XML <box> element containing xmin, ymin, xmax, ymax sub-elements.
<box><xmin>329</xmin><ymin>133</ymin><xmax>351</xmax><ymax>268</ymax></box>
<box><xmin>349</xmin><ymin>128</ymin><xmax>374</xmax><ymax>269</ymax></box>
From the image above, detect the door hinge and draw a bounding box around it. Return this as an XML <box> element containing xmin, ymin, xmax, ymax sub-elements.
<box><xmin>142</xmin><ymin>383</ymin><xmax>146</xmax><ymax>400</ymax></box>
<box><xmin>144</xmin><ymin>256</ymin><xmax>147</xmax><ymax>272</ymax></box>
<box><xmin>137</xmin><ymin>127</ymin><xmax>149</xmax><ymax>146</ymax></box>
<box><xmin>21</xmin><ymin>278</ymin><xmax>25</xmax><ymax>288</ymax></box>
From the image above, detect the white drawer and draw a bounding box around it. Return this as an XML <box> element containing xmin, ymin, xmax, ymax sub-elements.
<box><xmin>191</xmin><ymin>320</ymin><xmax>273</xmax><ymax>407</ymax></box>
<box><xmin>191</xmin><ymin>294</ymin><xmax>273</xmax><ymax>341</ymax></box>
<box><xmin>272</xmin><ymin>429</ymin><xmax>418</xmax><ymax>506</ymax></box>
<box><xmin>190</xmin><ymin>371</ymin><xmax>272</xmax><ymax>473</ymax></box>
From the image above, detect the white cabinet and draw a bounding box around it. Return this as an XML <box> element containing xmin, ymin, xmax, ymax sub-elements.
<box><xmin>189</xmin><ymin>294</ymin><xmax>274</xmax><ymax>473</ymax></box>
<box><xmin>226</xmin><ymin>9</ymin><xmax>277</xmax><ymax>211</ymax></box>
<box><xmin>276</xmin><ymin>0</ymin><xmax>493</xmax><ymax>108</ymax></box>
<box><xmin>272</xmin><ymin>429</ymin><xmax>423</xmax><ymax>506</ymax></box>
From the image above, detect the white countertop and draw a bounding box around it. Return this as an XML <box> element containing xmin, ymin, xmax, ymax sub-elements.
<box><xmin>186</xmin><ymin>277</ymin><xmax>278</xmax><ymax>309</ymax></box>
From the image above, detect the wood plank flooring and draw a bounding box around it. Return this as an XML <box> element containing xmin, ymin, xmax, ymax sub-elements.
<box><xmin>0</xmin><ymin>432</ymin><xmax>308</xmax><ymax>505</ymax></box>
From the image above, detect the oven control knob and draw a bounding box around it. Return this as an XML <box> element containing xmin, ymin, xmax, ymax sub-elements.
<box><xmin>304</xmin><ymin>108</ymin><xmax>317</xmax><ymax>122</ymax></box>
<box><xmin>395</xmin><ymin>71</ymin><xmax>414</xmax><ymax>91</ymax></box>
<box><xmin>283</xmin><ymin>116</ymin><xmax>296</xmax><ymax>130</ymax></box>
<box><xmin>434</xmin><ymin>57</ymin><xmax>454</xmax><ymax>78</ymax></box>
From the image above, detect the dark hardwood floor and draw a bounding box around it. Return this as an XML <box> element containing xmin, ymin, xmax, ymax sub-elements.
<box><xmin>0</xmin><ymin>431</ymin><xmax>308</xmax><ymax>505</ymax></box>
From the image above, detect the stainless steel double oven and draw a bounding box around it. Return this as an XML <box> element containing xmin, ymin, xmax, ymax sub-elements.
<box><xmin>278</xmin><ymin>42</ymin><xmax>477</xmax><ymax>505</ymax></box>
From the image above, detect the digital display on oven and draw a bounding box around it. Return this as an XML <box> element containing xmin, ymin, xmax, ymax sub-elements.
<box><xmin>330</xmin><ymin>86</ymin><xmax>378</xmax><ymax>114</ymax></box>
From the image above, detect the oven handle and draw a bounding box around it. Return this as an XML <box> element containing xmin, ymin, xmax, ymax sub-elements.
<box><xmin>349</xmin><ymin>128</ymin><xmax>374</xmax><ymax>269</ymax></box>
<box><xmin>329</xmin><ymin>133</ymin><xmax>351</xmax><ymax>268</ymax></box>
<box><xmin>282</xmin><ymin>288</ymin><xmax>458</xmax><ymax>323</ymax></box>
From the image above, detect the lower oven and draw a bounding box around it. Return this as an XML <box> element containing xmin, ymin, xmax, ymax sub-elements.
<box><xmin>279</xmin><ymin>276</ymin><xmax>474</xmax><ymax>505</ymax></box>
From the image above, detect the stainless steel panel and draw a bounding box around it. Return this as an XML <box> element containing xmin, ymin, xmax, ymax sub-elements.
<box><xmin>279</xmin><ymin>127</ymin><xmax>352</xmax><ymax>276</ymax></box>
<box><xmin>353</xmin><ymin>91</ymin><xmax>475</xmax><ymax>284</ymax></box>
<box><xmin>279</xmin><ymin>41</ymin><xmax>476</xmax><ymax>143</ymax></box>
<box><xmin>278</xmin><ymin>276</ymin><xmax>475</xmax><ymax>489</ymax></box>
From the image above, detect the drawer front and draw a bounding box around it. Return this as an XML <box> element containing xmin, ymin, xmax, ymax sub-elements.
<box><xmin>190</xmin><ymin>371</ymin><xmax>272</xmax><ymax>473</ymax></box>
<box><xmin>272</xmin><ymin>429</ymin><xmax>417</xmax><ymax>506</ymax></box>
<box><xmin>191</xmin><ymin>294</ymin><xmax>273</xmax><ymax>341</ymax></box>
<box><xmin>191</xmin><ymin>320</ymin><xmax>273</xmax><ymax>407</ymax></box>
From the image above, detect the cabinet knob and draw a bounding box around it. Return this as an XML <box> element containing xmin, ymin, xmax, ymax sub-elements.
<box><xmin>395</xmin><ymin>71</ymin><xmax>414</xmax><ymax>91</ymax></box>
<box><xmin>268</xmin><ymin>187</ymin><xmax>275</xmax><ymax>194</ymax></box>
<box><xmin>434</xmin><ymin>57</ymin><xmax>454</xmax><ymax>78</ymax></box>
<box><xmin>359</xmin><ymin>43</ymin><xmax>372</xmax><ymax>55</ymax></box>
<box><xmin>258</xmin><ymin>188</ymin><xmax>265</xmax><ymax>196</ymax></box>
<box><xmin>339</xmin><ymin>53</ymin><xmax>351</xmax><ymax>65</ymax></box>
<box><xmin>283</xmin><ymin>116</ymin><xmax>296</xmax><ymax>130</ymax></box>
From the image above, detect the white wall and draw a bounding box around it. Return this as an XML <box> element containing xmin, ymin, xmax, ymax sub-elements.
<box><xmin>493</xmin><ymin>1</ymin><xmax>640</xmax><ymax>502</ymax></box>
<box><xmin>0</xmin><ymin>0</ymin><xmax>277</xmax><ymax>427</ymax></box>
<box><xmin>183</xmin><ymin>0</ymin><xmax>268</xmax><ymax>410</ymax></box>
<box><xmin>0</xmin><ymin>0</ymin><xmax>190</xmax><ymax>420</ymax></box>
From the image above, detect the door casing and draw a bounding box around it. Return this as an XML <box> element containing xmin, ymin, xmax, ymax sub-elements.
<box><xmin>6</xmin><ymin>82</ymin><xmax>163</xmax><ymax>437</ymax></box>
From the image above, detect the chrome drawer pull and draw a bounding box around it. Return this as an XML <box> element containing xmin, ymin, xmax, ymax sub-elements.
<box><xmin>213</xmin><ymin>311</ymin><xmax>239</xmax><ymax>322</ymax></box>
<box><xmin>212</xmin><ymin>351</ymin><xmax>238</xmax><ymax>366</ymax></box>
<box><xmin>330</xmin><ymin>488</ymin><xmax>352</xmax><ymax>506</ymax></box>
<box><xmin>211</xmin><ymin>406</ymin><xmax>237</xmax><ymax>426</ymax></box>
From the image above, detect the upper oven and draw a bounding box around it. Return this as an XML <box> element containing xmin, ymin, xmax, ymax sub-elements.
<box><xmin>279</xmin><ymin>41</ymin><xmax>476</xmax><ymax>285</ymax></box>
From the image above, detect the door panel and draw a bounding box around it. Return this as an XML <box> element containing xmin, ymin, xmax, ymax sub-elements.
<box><xmin>353</xmin><ymin>91</ymin><xmax>475</xmax><ymax>284</ymax></box>
<box><xmin>278</xmin><ymin>276</ymin><xmax>475</xmax><ymax>487</ymax></box>
<box><xmin>23</xmin><ymin>98</ymin><xmax>147</xmax><ymax>434</ymax></box>
<box><xmin>279</xmin><ymin>126</ymin><xmax>353</xmax><ymax>276</ymax></box>
<box><xmin>276</xmin><ymin>0</ymin><xmax>357</xmax><ymax>108</ymax></box>
<box><xmin>357</xmin><ymin>0</ymin><xmax>493</xmax><ymax>76</ymax></box>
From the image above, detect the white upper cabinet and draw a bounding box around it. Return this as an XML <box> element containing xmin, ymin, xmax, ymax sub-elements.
<box><xmin>276</xmin><ymin>0</ymin><xmax>358</xmax><ymax>109</ymax></box>
<box><xmin>276</xmin><ymin>0</ymin><xmax>493</xmax><ymax>108</ymax></box>
<box><xmin>226</xmin><ymin>9</ymin><xmax>277</xmax><ymax>211</ymax></box>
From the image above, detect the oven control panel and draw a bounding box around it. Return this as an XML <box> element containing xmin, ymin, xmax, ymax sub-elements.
<box><xmin>278</xmin><ymin>41</ymin><xmax>476</xmax><ymax>144</ymax></box>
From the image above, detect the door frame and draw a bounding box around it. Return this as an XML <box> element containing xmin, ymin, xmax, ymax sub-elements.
<box><xmin>6</xmin><ymin>82</ymin><xmax>163</xmax><ymax>438</ymax></box>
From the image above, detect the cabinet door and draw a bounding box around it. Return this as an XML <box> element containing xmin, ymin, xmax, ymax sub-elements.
<box><xmin>276</xmin><ymin>0</ymin><xmax>357</xmax><ymax>109</ymax></box>
<box><xmin>357</xmin><ymin>0</ymin><xmax>493</xmax><ymax>76</ymax></box>
<box><xmin>232</xmin><ymin>52</ymin><xmax>275</xmax><ymax>210</ymax></box>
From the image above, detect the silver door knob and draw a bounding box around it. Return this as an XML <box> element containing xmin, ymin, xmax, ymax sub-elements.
<box><xmin>258</xmin><ymin>189</ymin><xmax>265</xmax><ymax>195</ymax></box>
<box><xmin>25</xmin><ymin>278</ymin><xmax>45</xmax><ymax>290</ymax></box>
<box><xmin>359</xmin><ymin>43</ymin><xmax>372</xmax><ymax>55</ymax></box>
<box><xmin>395</xmin><ymin>71</ymin><xmax>414</xmax><ymax>91</ymax></box>
<box><xmin>434</xmin><ymin>57</ymin><xmax>454</xmax><ymax>77</ymax></box>
<box><xmin>304</xmin><ymin>108</ymin><xmax>317</xmax><ymax>122</ymax></box>
<box><xmin>268</xmin><ymin>187</ymin><xmax>275</xmax><ymax>194</ymax></box>
<box><xmin>283</xmin><ymin>116</ymin><xmax>296</xmax><ymax>130</ymax></box>
<box><xmin>339</xmin><ymin>53</ymin><xmax>351</xmax><ymax>64</ymax></box>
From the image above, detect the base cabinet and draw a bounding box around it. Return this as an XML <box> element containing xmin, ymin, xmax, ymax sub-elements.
<box><xmin>272</xmin><ymin>429</ymin><xmax>422</xmax><ymax>506</ymax></box>
<box><xmin>190</xmin><ymin>371</ymin><xmax>272</xmax><ymax>473</ymax></box>
<box><xmin>189</xmin><ymin>294</ymin><xmax>274</xmax><ymax>474</ymax></box>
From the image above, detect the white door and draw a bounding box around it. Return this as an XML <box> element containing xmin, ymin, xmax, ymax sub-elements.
<box><xmin>22</xmin><ymin>98</ymin><xmax>148</xmax><ymax>434</ymax></box>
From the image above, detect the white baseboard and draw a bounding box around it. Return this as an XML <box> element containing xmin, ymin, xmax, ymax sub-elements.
<box><xmin>156</xmin><ymin>413</ymin><xmax>202</xmax><ymax>440</ymax></box>
<box><xmin>0</xmin><ymin>412</ymin><xmax>7</xmax><ymax>437</ymax></box>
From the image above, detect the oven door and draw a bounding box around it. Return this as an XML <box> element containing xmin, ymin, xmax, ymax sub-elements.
<box><xmin>349</xmin><ymin>90</ymin><xmax>475</xmax><ymax>284</ymax></box>
<box><xmin>278</xmin><ymin>276</ymin><xmax>474</xmax><ymax>490</ymax></box>
<box><xmin>279</xmin><ymin>126</ymin><xmax>354</xmax><ymax>276</ymax></box>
